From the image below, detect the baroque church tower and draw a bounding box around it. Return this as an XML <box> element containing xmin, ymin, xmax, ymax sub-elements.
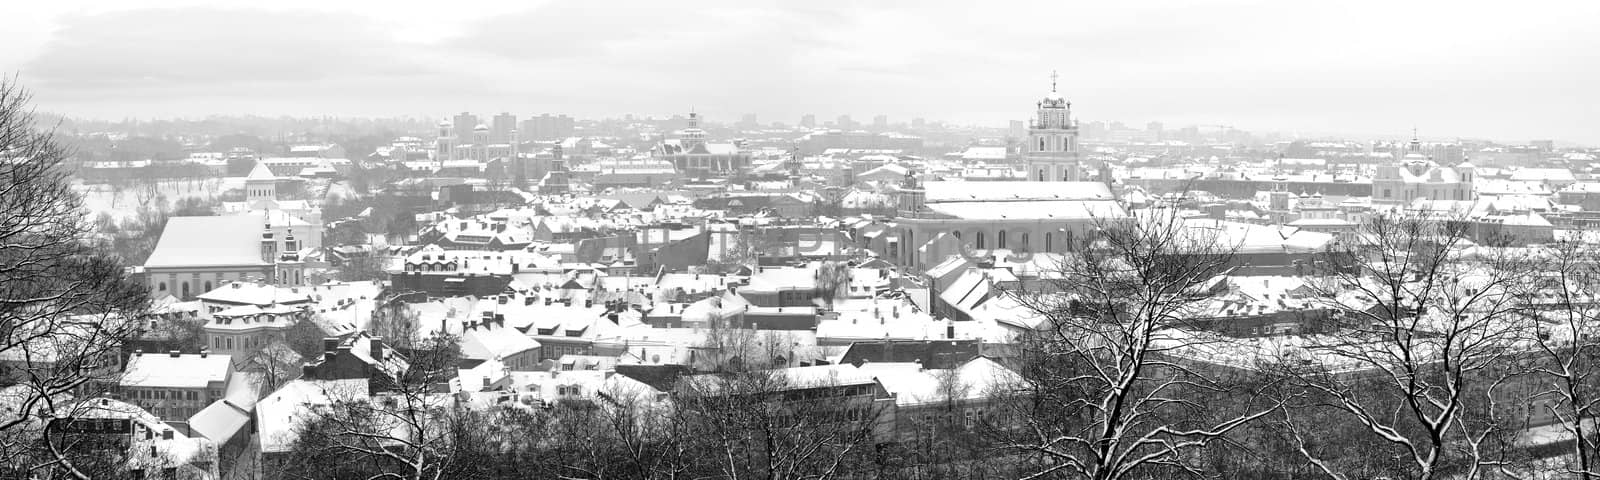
<box><xmin>1025</xmin><ymin>71</ymin><xmax>1082</xmax><ymax>181</ymax></box>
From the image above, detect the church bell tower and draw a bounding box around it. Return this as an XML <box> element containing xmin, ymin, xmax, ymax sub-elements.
<box><xmin>1025</xmin><ymin>71</ymin><xmax>1082</xmax><ymax>181</ymax></box>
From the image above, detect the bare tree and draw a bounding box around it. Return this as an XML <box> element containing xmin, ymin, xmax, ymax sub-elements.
<box><xmin>675</xmin><ymin>367</ymin><xmax>889</xmax><ymax>480</ymax></box>
<box><xmin>0</xmin><ymin>78</ymin><xmax>149</xmax><ymax>475</ymax></box>
<box><xmin>997</xmin><ymin>209</ymin><xmax>1282</xmax><ymax>479</ymax></box>
<box><xmin>1506</xmin><ymin>233</ymin><xmax>1600</xmax><ymax>478</ymax></box>
<box><xmin>1283</xmin><ymin>211</ymin><xmax>1538</xmax><ymax>480</ymax></box>
<box><xmin>276</xmin><ymin>334</ymin><xmax>468</xmax><ymax>480</ymax></box>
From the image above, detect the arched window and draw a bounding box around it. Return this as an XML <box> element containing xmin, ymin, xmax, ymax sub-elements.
<box><xmin>1038</xmin><ymin>169</ymin><xmax>1046</xmax><ymax>181</ymax></box>
<box><xmin>997</xmin><ymin>231</ymin><xmax>1007</xmax><ymax>249</ymax></box>
<box><xmin>976</xmin><ymin>232</ymin><xmax>986</xmax><ymax>250</ymax></box>
<box><xmin>159</xmin><ymin>282</ymin><xmax>167</xmax><ymax>292</ymax></box>
<box><xmin>204</xmin><ymin>281</ymin><xmax>213</xmax><ymax>293</ymax></box>
<box><xmin>1038</xmin><ymin>138</ymin><xmax>1046</xmax><ymax>151</ymax></box>
<box><xmin>952</xmin><ymin>231</ymin><xmax>961</xmax><ymax>240</ymax></box>
<box><xmin>1044</xmin><ymin>232</ymin><xmax>1053</xmax><ymax>252</ymax></box>
<box><xmin>181</xmin><ymin>282</ymin><xmax>190</xmax><ymax>298</ymax></box>
<box><xmin>1020</xmin><ymin>233</ymin><xmax>1030</xmax><ymax>250</ymax></box>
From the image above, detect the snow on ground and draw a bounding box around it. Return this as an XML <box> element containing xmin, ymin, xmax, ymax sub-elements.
<box><xmin>75</xmin><ymin>177</ymin><xmax>246</xmax><ymax>222</ymax></box>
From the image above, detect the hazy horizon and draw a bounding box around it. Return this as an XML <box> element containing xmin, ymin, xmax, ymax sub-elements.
<box><xmin>6</xmin><ymin>0</ymin><xmax>1597</xmax><ymax>144</ymax></box>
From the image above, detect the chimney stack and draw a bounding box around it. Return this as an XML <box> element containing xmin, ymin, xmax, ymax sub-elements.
<box><xmin>370</xmin><ymin>337</ymin><xmax>384</xmax><ymax>361</ymax></box>
<box><xmin>168</xmin><ymin>350</ymin><xmax>180</xmax><ymax>358</ymax></box>
<box><xmin>323</xmin><ymin>338</ymin><xmax>340</xmax><ymax>353</ymax></box>
<box><xmin>199</xmin><ymin>349</ymin><xmax>208</xmax><ymax>359</ymax></box>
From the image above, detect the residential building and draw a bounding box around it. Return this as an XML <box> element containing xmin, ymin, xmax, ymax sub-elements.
<box><xmin>120</xmin><ymin>350</ymin><xmax>233</xmax><ymax>421</ymax></box>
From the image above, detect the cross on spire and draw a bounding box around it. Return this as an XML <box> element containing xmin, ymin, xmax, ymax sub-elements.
<box><xmin>1050</xmin><ymin>70</ymin><xmax>1059</xmax><ymax>93</ymax></box>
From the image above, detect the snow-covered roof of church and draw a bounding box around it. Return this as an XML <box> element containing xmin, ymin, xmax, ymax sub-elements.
<box><xmin>921</xmin><ymin>181</ymin><xmax>1116</xmax><ymax>203</ymax></box>
<box><xmin>144</xmin><ymin>214</ymin><xmax>270</xmax><ymax>268</ymax></box>
<box><xmin>925</xmin><ymin>200</ymin><xmax>1125</xmax><ymax>220</ymax></box>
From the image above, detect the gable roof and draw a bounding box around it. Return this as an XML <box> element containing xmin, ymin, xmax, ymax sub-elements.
<box><xmin>144</xmin><ymin>214</ymin><xmax>270</xmax><ymax>268</ymax></box>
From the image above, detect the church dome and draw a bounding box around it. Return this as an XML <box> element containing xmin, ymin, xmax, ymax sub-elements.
<box><xmin>438</xmin><ymin>119</ymin><xmax>453</xmax><ymax>127</ymax></box>
<box><xmin>474</xmin><ymin>124</ymin><xmax>490</xmax><ymax>131</ymax></box>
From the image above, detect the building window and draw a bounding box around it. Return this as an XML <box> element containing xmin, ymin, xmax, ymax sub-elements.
<box><xmin>976</xmin><ymin>232</ymin><xmax>986</xmax><ymax>250</ymax></box>
<box><xmin>204</xmin><ymin>281</ymin><xmax>212</xmax><ymax>293</ymax></box>
<box><xmin>1045</xmin><ymin>232</ymin><xmax>1053</xmax><ymax>252</ymax></box>
<box><xmin>159</xmin><ymin>282</ymin><xmax>167</xmax><ymax>292</ymax></box>
<box><xmin>997</xmin><ymin>230</ymin><xmax>1007</xmax><ymax>249</ymax></box>
<box><xmin>1020</xmin><ymin>233</ymin><xmax>1030</xmax><ymax>250</ymax></box>
<box><xmin>181</xmin><ymin>282</ymin><xmax>190</xmax><ymax>298</ymax></box>
<box><xmin>1038</xmin><ymin>138</ymin><xmax>1045</xmax><ymax>151</ymax></box>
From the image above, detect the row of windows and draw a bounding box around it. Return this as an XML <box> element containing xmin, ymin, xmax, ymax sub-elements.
<box><xmin>133</xmin><ymin>389</ymin><xmax>201</xmax><ymax>401</ymax></box>
<box><xmin>949</xmin><ymin>229</ymin><xmax>1076</xmax><ymax>252</ymax></box>
<box><xmin>1035</xmin><ymin>135</ymin><xmax>1077</xmax><ymax>153</ymax></box>
<box><xmin>213</xmin><ymin>334</ymin><xmax>275</xmax><ymax>351</ymax></box>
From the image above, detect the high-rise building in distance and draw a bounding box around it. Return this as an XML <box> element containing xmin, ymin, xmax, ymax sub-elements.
<box><xmin>520</xmin><ymin>114</ymin><xmax>575</xmax><ymax>141</ymax></box>
<box><xmin>491</xmin><ymin>112</ymin><xmax>517</xmax><ymax>144</ymax></box>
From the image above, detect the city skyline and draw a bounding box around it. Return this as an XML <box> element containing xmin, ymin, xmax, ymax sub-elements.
<box><xmin>6</xmin><ymin>0</ymin><xmax>1598</xmax><ymax>144</ymax></box>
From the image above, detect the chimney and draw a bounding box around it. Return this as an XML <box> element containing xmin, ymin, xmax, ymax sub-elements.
<box><xmin>134</xmin><ymin>349</ymin><xmax>143</xmax><ymax>357</ymax></box>
<box><xmin>584</xmin><ymin>299</ymin><xmax>593</xmax><ymax>308</ymax></box>
<box><xmin>370</xmin><ymin>337</ymin><xmax>384</xmax><ymax>361</ymax></box>
<box><xmin>199</xmin><ymin>350</ymin><xmax>208</xmax><ymax>359</ymax></box>
<box><xmin>168</xmin><ymin>350</ymin><xmax>180</xmax><ymax>358</ymax></box>
<box><xmin>162</xmin><ymin>429</ymin><xmax>174</xmax><ymax>440</ymax></box>
<box><xmin>495</xmin><ymin>314</ymin><xmax>505</xmax><ymax>327</ymax></box>
<box><xmin>525</xmin><ymin>296</ymin><xmax>535</xmax><ymax>306</ymax></box>
<box><xmin>946</xmin><ymin>319</ymin><xmax>955</xmax><ymax>340</ymax></box>
<box><xmin>323</xmin><ymin>338</ymin><xmax>340</xmax><ymax>353</ymax></box>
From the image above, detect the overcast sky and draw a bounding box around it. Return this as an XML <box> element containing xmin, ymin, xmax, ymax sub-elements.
<box><xmin>4</xmin><ymin>0</ymin><xmax>1596</xmax><ymax>144</ymax></box>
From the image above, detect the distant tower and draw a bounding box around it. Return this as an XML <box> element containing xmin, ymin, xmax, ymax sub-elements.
<box><xmin>1025</xmin><ymin>70</ymin><xmax>1082</xmax><ymax>182</ymax></box>
<box><xmin>681</xmin><ymin>112</ymin><xmax>707</xmax><ymax>151</ymax></box>
<box><xmin>473</xmin><ymin>124</ymin><xmax>490</xmax><ymax>161</ymax></box>
<box><xmin>245</xmin><ymin>160</ymin><xmax>277</xmax><ymax>205</ymax></box>
<box><xmin>896</xmin><ymin>169</ymin><xmax>925</xmax><ymax>218</ymax></box>
<box><xmin>542</xmin><ymin>144</ymin><xmax>570</xmax><ymax>195</ymax></box>
<box><xmin>435</xmin><ymin>119</ymin><xmax>456</xmax><ymax>161</ymax></box>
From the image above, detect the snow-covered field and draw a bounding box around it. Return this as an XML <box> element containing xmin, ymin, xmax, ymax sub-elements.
<box><xmin>74</xmin><ymin>177</ymin><xmax>246</xmax><ymax>222</ymax></box>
